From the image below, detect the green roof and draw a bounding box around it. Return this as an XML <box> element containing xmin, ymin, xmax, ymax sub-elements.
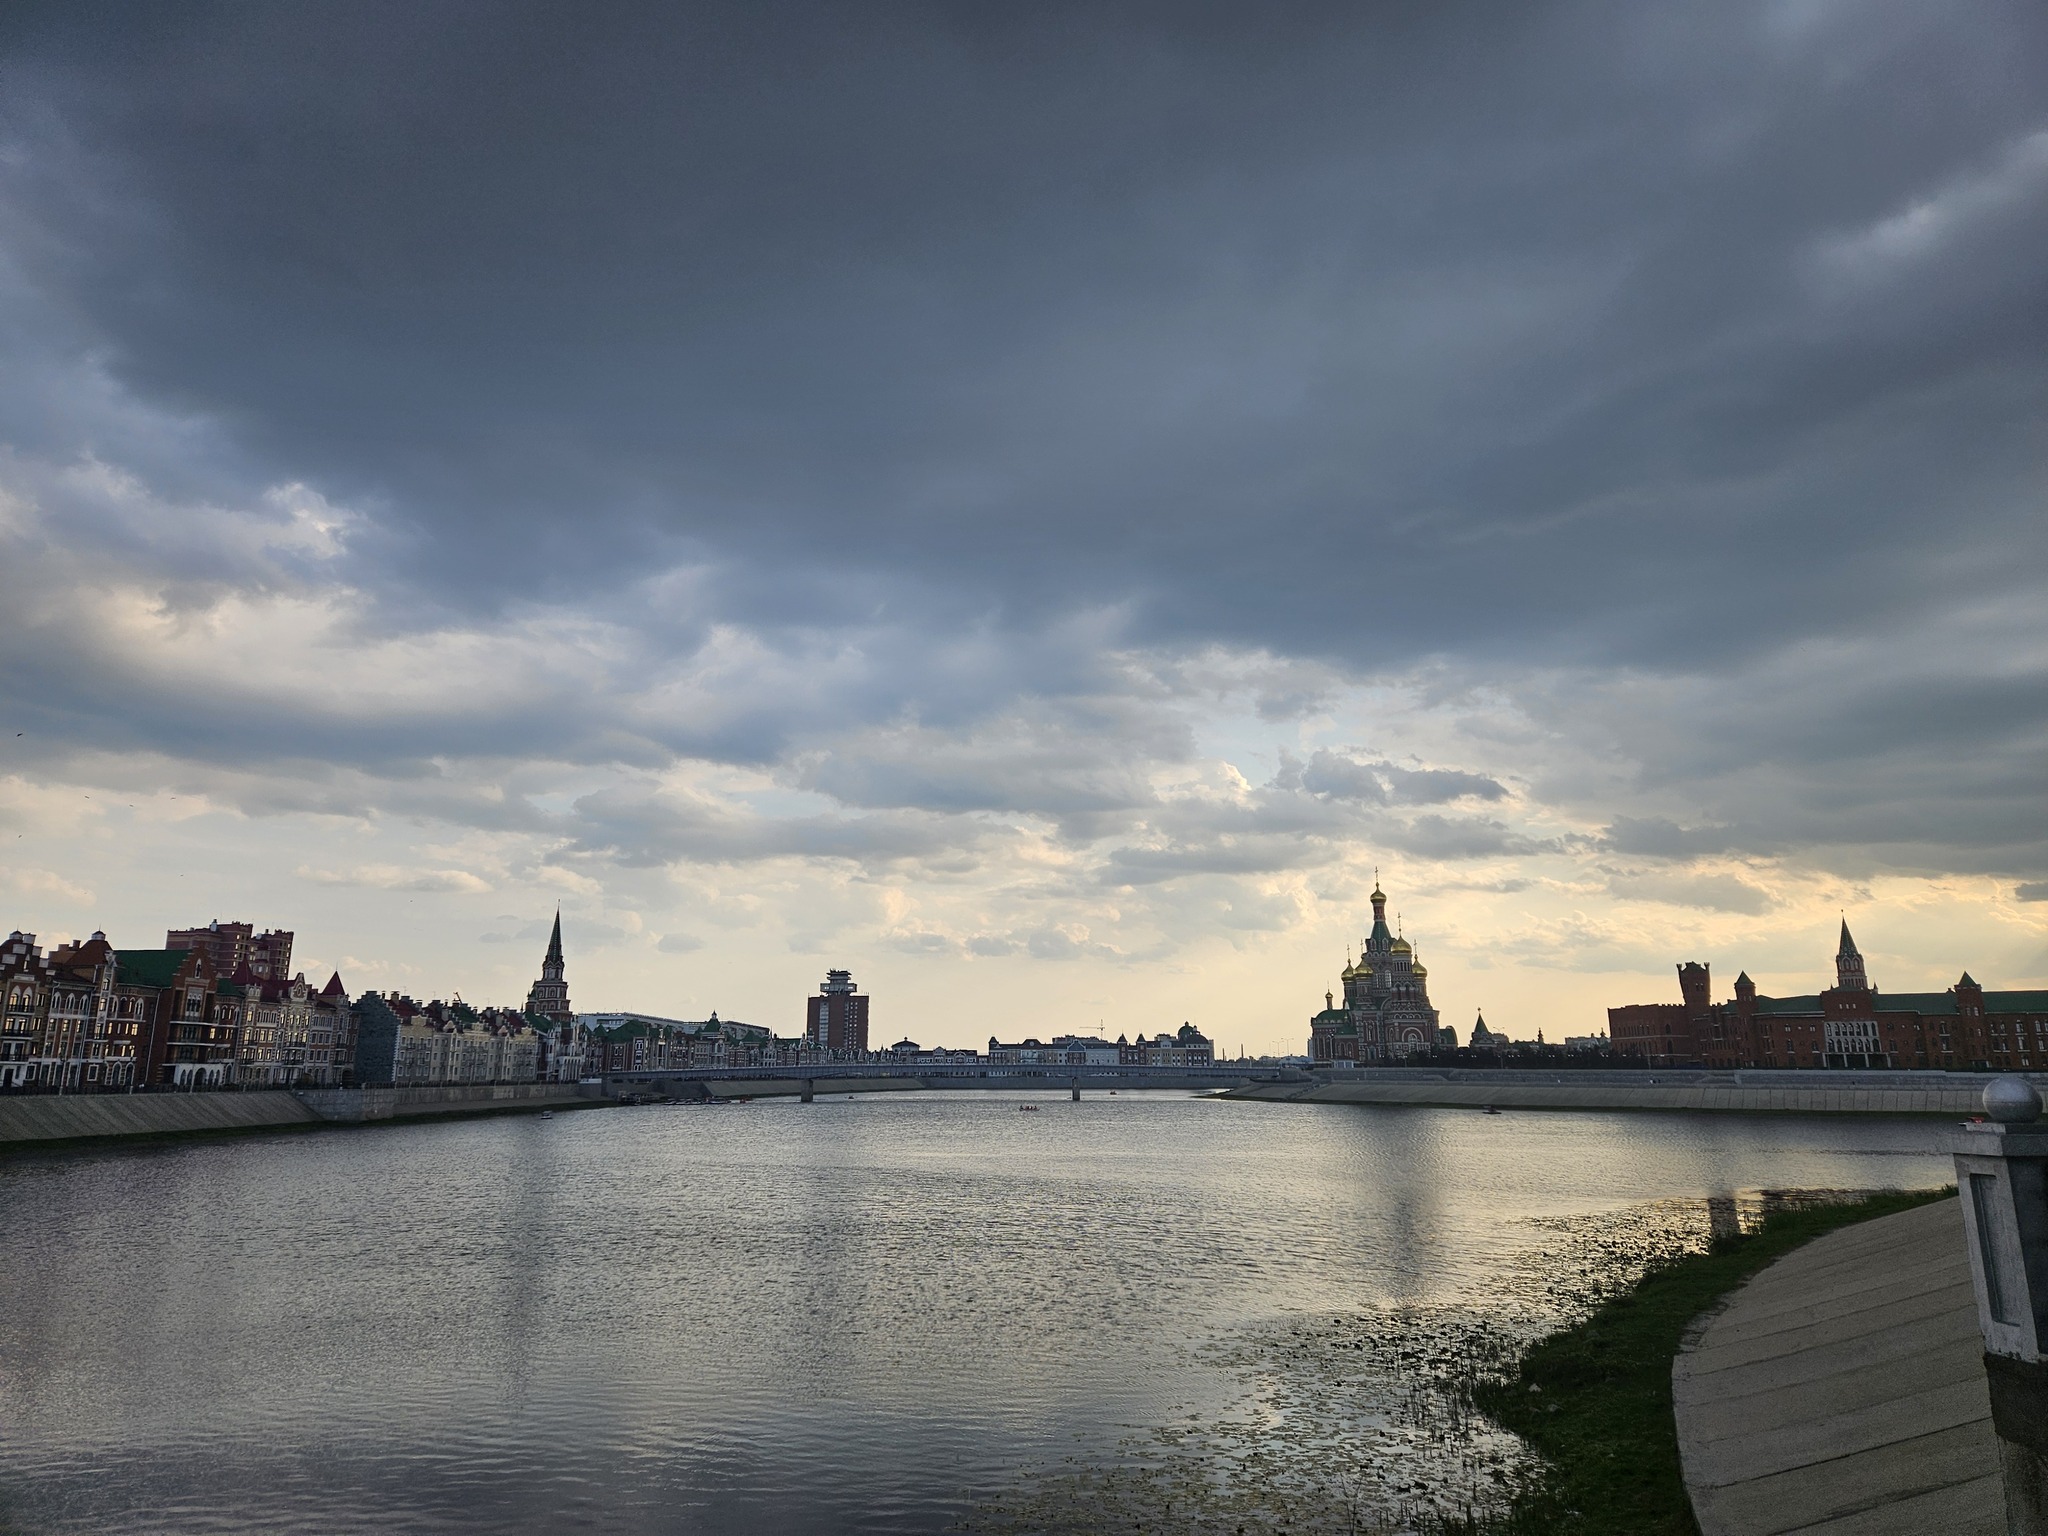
<box><xmin>1874</xmin><ymin>992</ymin><xmax>1958</xmax><ymax>1016</ymax></box>
<box><xmin>1988</xmin><ymin>991</ymin><xmax>2048</xmax><ymax>1012</ymax></box>
<box><xmin>1752</xmin><ymin>995</ymin><xmax>1822</xmax><ymax>1013</ymax></box>
<box><xmin>114</xmin><ymin>948</ymin><xmax>192</xmax><ymax>989</ymax></box>
<box><xmin>1754</xmin><ymin>988</ymin><xmax>2048</xmax><ymax>1018</ymax></box>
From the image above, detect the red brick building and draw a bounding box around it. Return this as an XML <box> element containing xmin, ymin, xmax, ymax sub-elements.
<box><xmin>165</xmin><ymin>920</ymin><xmax>294</xmax><ymax>982</ymax></box>
<box><xmin>1609</xmin><ymin>922</ymin><xmax>2048</xmax><ymax>1071</ymax></box>
<box><xmin>804</xmin><ymin>968</ymin><xmax>870</xmax><ymax>1056</ymax></box>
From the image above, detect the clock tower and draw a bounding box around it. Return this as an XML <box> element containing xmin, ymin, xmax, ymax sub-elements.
<box><xmin>526</xmin><ymin>911</ymin><xmax>572</xmax><ymax>1024</ymax></box>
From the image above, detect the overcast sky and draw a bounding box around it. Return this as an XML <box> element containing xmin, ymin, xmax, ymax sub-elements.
<box><xmin>1</xmin><ymin>1</ymin><xmax>2043</xmax><ymax>1048</ymax></box>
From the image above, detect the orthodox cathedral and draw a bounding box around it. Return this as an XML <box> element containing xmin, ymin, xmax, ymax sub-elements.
<box><xmin>1309</xmin><ymin>880</ymin><xmax>1442</xmax><ymax>1062</ymax></box>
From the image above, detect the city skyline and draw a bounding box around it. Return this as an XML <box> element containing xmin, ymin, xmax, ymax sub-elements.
<box><xmin>1</xmin><ymin>5</ymin><xmax>2043</xmax><ymax>1054</ymax></box>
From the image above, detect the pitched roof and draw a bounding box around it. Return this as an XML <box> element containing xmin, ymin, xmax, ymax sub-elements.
<box><xmin>320</xmin><ymin>971</ymin><xmax>346</xmax><ymax>997</ymax></box>
<box><xmin>545</xmin><ymin>910</ymin><xmax>564</xmax><ymax>965</ymax></box>
<box><xmin>1752</xmin><ymin>995</ymin><xmax>1823</xmax><ymax>1015</ymax></box>
<box><xmin>1987</xmin><ymin>990</ymin><xmax>2048</xmax><ymax>1012</ymax></box>
<box><xmin>114</xmin><ymin>948</ymin><xmax>194</xmax><ymax>989</ymax></box>
<box><xmin>1837</xmin><ymin>920</ymin><xmax>1860</xmax><ymax>957</ymax></box>
<box><xmin>1872</xmin><ymin>992</ymin><xmax>1958</xmax><ymax>1016</ymax></box>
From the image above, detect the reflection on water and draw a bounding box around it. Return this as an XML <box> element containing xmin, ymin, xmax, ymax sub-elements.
<box><xmin>0</xmin><ymin>1093</ymin><xmax>1948</xmax><ymax>1534</ymax></box>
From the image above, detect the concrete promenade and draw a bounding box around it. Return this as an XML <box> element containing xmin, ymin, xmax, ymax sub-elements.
<box><xmin>1673</xmin><ymin>1196</ymin><xmax>2000</xmax><ymax>1535</ymax></box>
<box><xmin>0</xmin><ymin>1082</ymin><xmax>604</xmax><ymax>1146</ymax></box>
<box><xmin>1227</xmin><ymin>1066</ymin><xmax>2048</xmax><ymax>1116</ymax></box>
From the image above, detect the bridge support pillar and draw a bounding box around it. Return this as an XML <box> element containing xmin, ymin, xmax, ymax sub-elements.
<box><xmin>1071</xmin><ymin>1081</ymin><xmax>1080</xmax><ymax>1102</ymax></box>
<box><xmin>799</xmin><ymin>1079</ymin><xmax>814</xmax><ymax>1104</ymax></box>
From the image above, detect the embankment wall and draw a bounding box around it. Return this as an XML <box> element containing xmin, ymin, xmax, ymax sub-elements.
<box><xmin>0</xmin><ymin>1082</ymin><xmax>605</xmax><ymax>1146</ymax></box>
<box><xmin>1228</xmin><ymin>1067</ymin><xmax>2045</xmax><ymax>1115</ymax></box>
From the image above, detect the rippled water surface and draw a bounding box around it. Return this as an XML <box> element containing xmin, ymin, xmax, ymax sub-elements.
<box><xmin>0</xmin><ymin>1092</ymin><xmax>1950</xmax><ymax>1534</ymax></box>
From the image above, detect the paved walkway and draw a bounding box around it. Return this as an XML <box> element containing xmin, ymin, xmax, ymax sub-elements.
<box><xmin>1673</xmin><ymin>1197</ymin><xmax>2001</xmax><ymax>1535</ymax></box>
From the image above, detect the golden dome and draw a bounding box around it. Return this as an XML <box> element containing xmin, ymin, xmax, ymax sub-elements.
<box><xmin>1341</xmin><ymin>962</ymin><xmax>1357</xmax><ymax>979</ymax></box>
<box><xmin>1412</xmin><ymin>962</ymin><xmax>1428</xmax><ymax>978</ymax></box>
<box><xmin>1390</xmin><ymin>937</ymin><xmax>1412</xmax><ymax>953</ymax></box>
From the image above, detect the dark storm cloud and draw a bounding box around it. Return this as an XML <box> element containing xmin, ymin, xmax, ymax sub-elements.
<box><xmin>5</xmin><ymin>0</ymin><xmax>2044</xmax><ymax>659</ymax></box>
<box><xmin>1</xmin><ymin>0</ymin><xmax>2045</xmax><ymax>892</ymax></box>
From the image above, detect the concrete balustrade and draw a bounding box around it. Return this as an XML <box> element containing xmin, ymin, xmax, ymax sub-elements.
<box><xmin>1944</xmin><ymin>1079</ymin><xmax>2048</xmax><ymax>1535</ymax></box>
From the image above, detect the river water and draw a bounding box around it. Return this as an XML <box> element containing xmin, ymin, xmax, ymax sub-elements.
<box><xmin>0</xmin><ymin>1092</ymin><xmax>1950</xmax><ymax>1534</ymax></box>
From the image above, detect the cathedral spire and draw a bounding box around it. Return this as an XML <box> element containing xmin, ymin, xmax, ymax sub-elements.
<box><xmin>546</xmin><ymin>908</ymin><xmax>564</xmax><ymax>966</ymax></box>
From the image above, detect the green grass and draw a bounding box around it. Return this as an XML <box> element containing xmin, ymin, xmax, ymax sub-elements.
<box><xmin>1464</xmin><ymin>1187</ymin><xmax>1954</xmax><ymax>1536</ymax></box>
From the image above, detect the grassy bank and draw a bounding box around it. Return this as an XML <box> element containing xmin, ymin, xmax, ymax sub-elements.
<box><xmin>1467</xmin><ymin>1187</ymin><xmax>1953</xmax><ymax>1536</ymax></box>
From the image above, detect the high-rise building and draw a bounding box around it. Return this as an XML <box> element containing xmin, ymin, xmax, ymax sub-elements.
<box><xmin>804</xmin><ymin>968</ymin><xmax>869</xmax><ymax>1055</ymax></box>
<box><xmin>525</xmin><ymin>912</ymin><xmax>572</xmax><ymax>1024</ymax></box>
<box><xmin>165</xmin><ymin>920</ymin><xmax>294</xmax><ymax>981</ymax></box>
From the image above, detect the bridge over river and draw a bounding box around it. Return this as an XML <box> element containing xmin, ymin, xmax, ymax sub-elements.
<box><xmin>603</xmin><ymin>1062</ymin><xmax>2048</xmax><ymax>1113</ymax></box>
<box><xmin>602</xmin><ymin>1063</ymin><xmax>1305</xmax><ymax>1101</ymax></box>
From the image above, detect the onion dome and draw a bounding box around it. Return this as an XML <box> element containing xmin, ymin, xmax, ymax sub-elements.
<box><xmin>1390</xmin><ymin>937</ymin><xmax>1412</xmax><ymax>953</ymax></box>
<box><xmin>1412</xmin><ymin>962</ymin><xmax>1427</xmax><ymax>978</ymax></box>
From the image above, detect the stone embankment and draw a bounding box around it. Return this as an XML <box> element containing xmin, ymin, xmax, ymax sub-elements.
<box><xmin>0</xmin><ymin>1082</ymin><xmax>606</xmax><ymax>1147</ymax></box>
<box><xmin>1226</xmin><ymin>1066</ymin><xmax>2048</xmax><ymax>1115</ymax></box>
<box><xmin>1673</xmin><ymin>1196</ymin><xmax>2000</xmax><ymax>1535</ymax></box>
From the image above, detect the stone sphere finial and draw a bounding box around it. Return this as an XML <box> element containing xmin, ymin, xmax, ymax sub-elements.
<box><xmin>1983</xmin><ymin>1077</ymin><xmax>2043</xmax><ymax>1125</ymax></box>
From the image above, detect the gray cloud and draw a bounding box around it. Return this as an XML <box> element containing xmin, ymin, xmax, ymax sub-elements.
<box><xmin>1605</xmin><ymin>870</ymin><xmax>1777</xmax><ymax>916</ymax></box>
<box><xmin>0</xmin><ymin>0</ymin><xmax>2043</xmax><ymax>913</ymax></box>
<box><xmin>1292</xmin><ymin>750</ymin><xmax>1508</xmax><ymax>806</ymax></box>
<box><xmin>1600</xmin><ymin>817</ymin><xmax>1742</xmax><ymax>860</ymax></box>
<box><xmin>298</xmin><ymin>864</ymin><xmax>490</xmax><ymax>894</ymax></box>
<box><xmin>4</xmin><ymin>3</ymin><xmax>2042</xmax><ymax>656</ymax></box>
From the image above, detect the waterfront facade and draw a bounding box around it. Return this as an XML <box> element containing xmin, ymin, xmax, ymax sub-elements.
<box><xmin>234</xmin><ymin>972</ymin><xmax>316</xmax><ymax>1086</ymax></box>
<box><xmin>1610</xmin><ymin>922</ymin><xmax>2048</xmax><ymax>1070</ymax></box>
<box><xmin>0</xmin><ymin>932</ymin><xmax>53</xmax><ymax>1088</ymax></box>
<box><xmin>989</xmin><ymin>1033</ymin><xmax>1122</xmax><ymax>1066</ymax></box>
<box><xmin>580</xmin><ymin>1011</ymin><xmax>790</xmax><ymax>1071</ymax></box>
<box><xmin>354</xmin><ymin>993</ymin><xmax>541</xmax><ymax>1086</ymax></box>
<box><xmin>1119</xmin><ymin>1025</ymin><xmax>1217</xmax><ymax>1066</ymax></box>
<box><xmin>1309</xmin><ymin>882</ymin><xmax>1442</xmax><ymax>1063</ymax></box>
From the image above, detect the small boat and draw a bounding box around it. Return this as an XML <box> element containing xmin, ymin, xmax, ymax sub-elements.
<box><xmin>538</xmin><ymin>1110</ymin><xmax>555</xmax><ymax>1120</ymax></box>
<box><xmin>1482</xmin><ymin>1105</ymin><xmax>1501</xmax><ymax>1115</ymax></box>
<box><xmin>1019</xmin><ymin>1104</ymin><xmax>1041</xmax><ymax>1112</ymax></box>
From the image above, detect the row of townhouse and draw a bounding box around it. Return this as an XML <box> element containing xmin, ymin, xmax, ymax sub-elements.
<box><xmin>0</xmin><ymin>928</ymin><xmax>352</xmax><ymax>1091</ymax></box>
<box><xmin>985</xmin><ymin>1024</ymin><xmax>1216</xmax><ymax>1068</ymax></box>
<box><xmin>577</xmin><ymin>1011</ymin><xmax>803</xmax><ymax>1072</ymax></box>
<box><xmin>353</xmin><ymin>994</ymin><xmax>543</xmax><ymax>1086</ymax></box>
